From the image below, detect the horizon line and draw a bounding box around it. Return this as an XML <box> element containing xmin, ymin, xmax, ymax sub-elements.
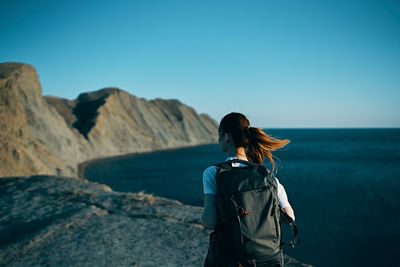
<box><xmin>260</xmin><ymin>127</ymin><xmax>400</xmax><ymax>130</ymax></box>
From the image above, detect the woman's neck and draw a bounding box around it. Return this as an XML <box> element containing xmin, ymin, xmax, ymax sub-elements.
<box><xmin>227</xmin><ymin>147</ymin><xmax>248</xmax><ymax>161</ymax></box>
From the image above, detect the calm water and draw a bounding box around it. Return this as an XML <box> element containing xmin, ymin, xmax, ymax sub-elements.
<box><xmin>85</xmin><ymin>129</ymin><xmax>400</xmax><ymax>267</ymax></box>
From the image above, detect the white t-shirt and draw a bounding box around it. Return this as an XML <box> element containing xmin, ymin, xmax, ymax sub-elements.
<box><xmin>202</xmin><ymin>156</ymin><xmax>291</xmax><ymax>208</ymax></box>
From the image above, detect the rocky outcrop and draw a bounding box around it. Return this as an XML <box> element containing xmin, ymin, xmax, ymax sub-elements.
<box><xmin>0</xmin><ymin>63</ymin><xmax>218</xmax><ymax>178</ymax></box>
<box><xmin>0</xmin><ymin>175</ymin><xmax>311</xmax><ymax>266</ymax></box>
<box><xmin>0</xmin><ymin>63</ymin><xmax>77</xmax><ymax>178</ymax></box>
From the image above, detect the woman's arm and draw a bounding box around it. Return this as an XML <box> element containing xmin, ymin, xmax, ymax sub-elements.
<box><xmin>282</xmin><ymin>206</ymin><xmax>295</xmax><ymax>221</ymax></box>
<box><xmin>201</xmin><ymin>194</ymin><xmax>217</xmax><ymax>229</ymax></box>
<box><xmin>276</xmin><ymin>178</ymin><xmax>295</xmax><ymax>221</ymax></box>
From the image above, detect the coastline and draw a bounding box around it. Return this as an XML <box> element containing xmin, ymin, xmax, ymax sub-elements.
<box><xmin>77</xmin><ymin>142</ymin><xmax>218</xmax><ymax>180</ymax></box>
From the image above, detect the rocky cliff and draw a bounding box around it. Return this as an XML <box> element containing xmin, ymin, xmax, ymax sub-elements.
<box><xmin>0</xmin><ymin>63</ymin><xmax>218</xmax><ymax>178</ymax></box>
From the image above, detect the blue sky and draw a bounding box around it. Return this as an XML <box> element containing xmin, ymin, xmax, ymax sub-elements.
<box><xmin>1</xmin><ymin>0</ymin><xmax>399</xmax><ymax>128</ymax></box>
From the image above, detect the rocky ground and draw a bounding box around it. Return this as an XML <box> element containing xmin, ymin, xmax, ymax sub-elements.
<box><xmin>0</xmin><ymin>176</ymin><xmax>311</xmax><ymax>267</ymax></box>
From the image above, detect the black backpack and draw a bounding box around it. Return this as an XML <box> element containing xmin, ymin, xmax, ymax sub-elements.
<box><xmin>204</xmin><ymin>159</ymin><xmax>298</xmax><ymax>267</ymax></box>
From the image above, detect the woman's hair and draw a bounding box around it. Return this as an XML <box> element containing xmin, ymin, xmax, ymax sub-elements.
<box><xmin>219</xmin><ymin>112</ymin><xmax>290</xmax><ymax>172</ymax></box>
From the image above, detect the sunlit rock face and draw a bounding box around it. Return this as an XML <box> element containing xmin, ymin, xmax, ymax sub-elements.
<box><xmin>0</xmin><ymin>62</ymin><xmax>218</xmax><ymax>178</ymax></box>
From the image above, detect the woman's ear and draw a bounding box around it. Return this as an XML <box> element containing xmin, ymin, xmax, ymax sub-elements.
<box><xmin>224</xmin><ymin>133</ymin><xmax>231</xmax><ymax>143</ymax></box>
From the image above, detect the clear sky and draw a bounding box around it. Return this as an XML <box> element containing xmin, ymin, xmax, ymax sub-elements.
<box><xmin>1</xmin><ymin>0</ymin><xmax>399</xmax><ymax>128</ymax></box>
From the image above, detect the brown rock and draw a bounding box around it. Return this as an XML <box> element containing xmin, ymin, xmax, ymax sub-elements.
<box><xmin>0</xmin><ymin>63</ymin><xmax>218</xmax><ymax>178</ymax></box>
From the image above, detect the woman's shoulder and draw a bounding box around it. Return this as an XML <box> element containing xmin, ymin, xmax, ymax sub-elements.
<box><xmin>203</xmin><ymin>165</ymin><xmax>217</xmax><ymax>176</ymax></box>
<box><xmin>203</xmin><ymin>165</ymin><xmax>218</xmax><ymax>195</ymax></box>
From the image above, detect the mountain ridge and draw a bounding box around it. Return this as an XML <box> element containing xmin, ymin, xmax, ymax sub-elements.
<box><xmin>0</xmin><ymin>62</ymin><xmax>218</xmax><ymax>178</ymax></box>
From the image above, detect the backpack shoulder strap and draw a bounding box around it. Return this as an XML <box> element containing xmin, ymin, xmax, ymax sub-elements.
<box><xmin>280</xmin><ymin>209</ymin><xmax>300</xmax><ymax>248</ymax></box>
<box><xmin>213</xmin><ymin>161</ymin><xmax>233</xmax><ymax>169</ymax></box>
<box><xmin>213</xmin><ymin>158</ymin><xmax>259</xmax><ymax>169</ymax></box>
<box><xmin>212</xmin><ymin>161</ymin><xmax>230</xmax><ymax>225</ymax></box>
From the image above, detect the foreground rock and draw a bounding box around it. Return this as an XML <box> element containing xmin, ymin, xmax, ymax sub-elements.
<box><xmin>0</xmin><ymin>62</ymin><xmax>218</xmax><ymax>178</ymax></box>
<box><xmin>0</xmin><ymin>176</ymin><xmax>311</xmax><ymax>267</ymax></box>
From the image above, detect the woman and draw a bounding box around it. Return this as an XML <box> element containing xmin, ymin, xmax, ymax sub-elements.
<box><xmin>202</xmin><ymin>112</ymin><xmax>295</xmax><ymax>267</ymax></box>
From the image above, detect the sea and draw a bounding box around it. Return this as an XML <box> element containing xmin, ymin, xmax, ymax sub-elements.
<box><xmin>84</xmin><ymin>128</ymin><xmax>400</xmax><ymax>267</ymax></box>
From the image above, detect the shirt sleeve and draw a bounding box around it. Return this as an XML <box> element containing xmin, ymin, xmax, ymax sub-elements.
<box><xmin>275</xmin><ymin>178</ymin><xmax>291</xmax><ymax>208</ymax></box>
<box><xmin>203</xmin><ymin>166</ymin><xmax>217</xmax><ymax>195</ymax></box>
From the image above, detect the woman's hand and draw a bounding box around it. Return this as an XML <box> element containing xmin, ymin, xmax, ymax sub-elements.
<box><xmin>281</xmin><ymin>206</ymin><xmax>295</xmax><ymax>222</ymax></box>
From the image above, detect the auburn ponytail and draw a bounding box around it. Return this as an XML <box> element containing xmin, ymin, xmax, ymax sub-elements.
<box><xmin>219</xmin><ymin>112</ymin><xmax>290</xmax><ymax>173</ymax></box>
<box><xmin>246</xmin><ymin>127</ymin><xmax>290</xmax><ymax>172</ymax></box>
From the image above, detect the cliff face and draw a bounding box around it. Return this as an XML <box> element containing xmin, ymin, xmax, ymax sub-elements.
<box><xmin>0</xmin><ymin>63</ymin><xmax>75</xmax><ymax>177</ymax></box>
<box><xmin>0</xmin><ymin>63</ymin><xmax>218</xmax><ymax>178</ymax></box>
